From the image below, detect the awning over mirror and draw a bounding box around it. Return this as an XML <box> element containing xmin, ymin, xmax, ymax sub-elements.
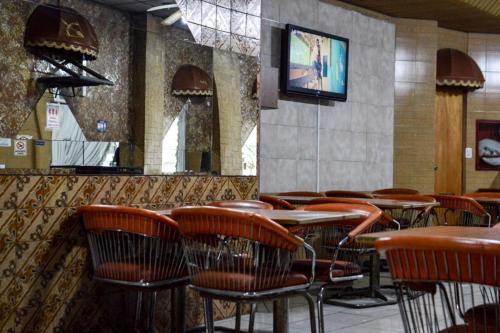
<box><xmin>24</xmin><ymin>5</ymin><xmax>113</xmax><ymax>90</ymax></box>
<box><xmin>436</xmin><ymin>48</ymin><xmax>485</xmax><ymax>90</ymax></box>
<box><xmin>172</xmin><ymin>65</ymin><xmax>213</xmax><ymax>96</ymax></box>
<box><xmin>25</xmin><ymin>5</ymin><xmax>99</xmax><ymax>60</ymax></box>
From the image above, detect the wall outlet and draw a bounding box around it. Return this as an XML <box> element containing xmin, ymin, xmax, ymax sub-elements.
<box><xmin>465</xmin><ymin>147</ymin><xmax>473</xmax><ymax>159</ymax></box>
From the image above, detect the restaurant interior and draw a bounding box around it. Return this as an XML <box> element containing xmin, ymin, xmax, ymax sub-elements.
<box><xmin>1</xmin><ymin>0</ymin><xmax>500</xmax><ymax>332</ymax></box>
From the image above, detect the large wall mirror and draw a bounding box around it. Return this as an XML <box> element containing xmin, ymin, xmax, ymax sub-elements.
<box><xmin>0</xmin><ymin>1</ymin><xmax>260</xmax><ymax>176</ymax></box>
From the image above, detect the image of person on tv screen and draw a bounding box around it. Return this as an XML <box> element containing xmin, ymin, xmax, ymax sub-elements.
<box><xmin>312</xmin><ymin>38</ymin><xmax>322</xmax><ymax>90</ymax></box>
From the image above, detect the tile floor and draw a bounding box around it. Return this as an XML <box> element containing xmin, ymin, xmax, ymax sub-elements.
<box><xmin>214</xmin><ymin>293</ymin><xmax>405</xmax><ymax>333</ymax></box>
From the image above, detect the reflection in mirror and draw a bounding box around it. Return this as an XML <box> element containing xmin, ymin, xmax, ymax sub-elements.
<box><xmin>0</xmin><ymin>92</ymin><xmax>134</xmax><ymax>171</ymax></box>
<box><xmin>50</xmin><ymin>101</ymin><xmax>119</xmax><ymax>167</ymax></box>
<box><xmin>151</xmin><ymin>20</ymin><xmax>259</xmax><ymax>176</ymax></box>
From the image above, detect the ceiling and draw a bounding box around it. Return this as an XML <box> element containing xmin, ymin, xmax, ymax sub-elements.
<box><xmin>90</xmin><ymin>0</ymin><xmax>177</xmax><ymax>17</ymax></box>
<box><xmin>90</xmin><ymin>0</ymin><xmax>187</xmax><ymax>28</ymax></box>
<box><xmin>333</xmin><ymin>0</ymin><xmax>500</xmax><ymax>33</ymax></box>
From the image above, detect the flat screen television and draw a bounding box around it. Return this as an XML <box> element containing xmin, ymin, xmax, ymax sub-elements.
<box><xmin>282</xmin><ymin>24</ymin><xmax>349</xmax><ymax>101</ymax></box>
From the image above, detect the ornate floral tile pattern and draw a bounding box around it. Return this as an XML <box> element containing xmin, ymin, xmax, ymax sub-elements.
<box><xmin>0</xmin><ymin>174</ymin><xmax>257</xmax><ymax>332</ymax></box>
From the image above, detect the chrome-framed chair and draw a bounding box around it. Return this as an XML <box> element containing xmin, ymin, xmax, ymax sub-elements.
<box><xmin>375</xmin><ymin>227</ymin><xmax>500</xmax><ymax>333</ymax></box>
<box><xmin>372</xmin><ymin>188</ymin><xmax>420</xmax><ymax>195</ymax></box>
<box><xmin>259</xmin><ymin>195</ymin><xmax>296</xmax><ymax>210</ymax></box>
<box><xmin>376</xmin><ymin>194</ymin><xmax>437</xmax><ymax>229</ymax></box>
<box><xmin>291</xmin><ymin>203</ymin><xmax>396</xmax><ymax>332</ymax></box>
<box><xmin>172</xmin><ymin>206</ymin><xmax>317</xmax><ymax>333</ymax></box>
<box><xmin>79</xmin><ymin>205</ymin><xmax>188</xmax><ymax>333</ymax></box>
<box><xmin>277</xmin><ymin>191</ymin><xmax>325</xmax><ymax>197</ymax></box>
<box><xmin>207</xmin><ymin>200</ymin><xmax>273</xmax><ymax>210</ymax></box>
<box><xmin>430</xmin><ymin>195</ymin><xmax>492</xmax><ymax>227</ymax></box>
<box><xmin>324</xmin><ymin>190</ymin><xmax>373</xmax><ymax>198</ymax></box>
<box><xmin>465</xmin><ymin>192</ymin><xmax>500</xmax><ymax>225</ymax></box>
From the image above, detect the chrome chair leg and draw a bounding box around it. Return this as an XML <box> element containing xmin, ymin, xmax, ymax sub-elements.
<box><xmin>248</xmin><ymin>303</ymin><xmax>256</xmax><ymax>333</ymax></box>
<box><xmin>135</xmin><ymin>291</ymin><xmax>143</xmax><ymax>332</ymax></box>
<box><xmin>172</xmin><ymin>287</ymin><xmax>186</xmax><ymax>333</ymax></box>
<box><xmin>203</xmin><ymin>298</ymin><xmax>215</xmax><ymax>333</ymax></box>
<box><xmin>302</xmin><ymin>292</ymin><xmax>318</xmax><ymax>333</ymax></box>
<box><xmin>317</xmin><ymin>286</ymin><xmax>327</xmax><ymax>333</ymax></box>
<box><xmin>148</xmin><ymin>291</ymin><xmax>158</xmax><ymax>333</ymax></box>
<box><xmin>235</xmin><ymin>303</ymin><xmax>241</xmax><ymax>332</ymax></box>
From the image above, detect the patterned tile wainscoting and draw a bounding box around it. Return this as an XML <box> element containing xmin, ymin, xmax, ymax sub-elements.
<box><xmin>0</xmin><ymin>175</ymin><xmax>258</xmax><ymax>332</ymax></box>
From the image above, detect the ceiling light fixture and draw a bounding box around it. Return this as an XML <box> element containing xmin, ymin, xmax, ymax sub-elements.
<box><xmin>161</xmin><ymin>10</ymin><xmax>183</xmax><ymax>26</ymax></box>
<box><xmin>147</xmin><ymin>4</ymin><xmax>178</xmax><ymax>12</ymax></box>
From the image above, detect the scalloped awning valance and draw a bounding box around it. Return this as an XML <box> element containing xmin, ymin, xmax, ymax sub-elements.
<box><xmin>172</xmin><ymin>65</ymin><xmax>213</xmax><ymax>96</ymax></box>
<box><xmin>25</xmin><ymin>5</ymin><xmax>99</xmax><ymax>60</ymax></box>
<box><xmin>436</xmin><ymin>48</ymin><xmax>485</xmax><ymax>90</ymax></box>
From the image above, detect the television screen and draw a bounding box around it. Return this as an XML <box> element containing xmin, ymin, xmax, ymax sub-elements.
<box><xmin>282</xmin><ymin>24</ymin><xmax>349</xmax><ymax>101</ymax></box>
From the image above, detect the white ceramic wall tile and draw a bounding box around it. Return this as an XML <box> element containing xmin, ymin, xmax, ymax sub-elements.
<box><xmin>259</xmin><ymin>0</ymin><xmax>395</xmax><ymax>192</ymax></box>
<box><xmin>320</xmin><ymin>103</ymin><xmax>352</xmax><ymax>130</ymax></box>
<box><xmin>259</xmin><ymin>157</ymin><xmax>297</xmax><ymax>192</ymax></box>
<box><xmin>318</xmin><ymin>2</ymin><xmax>353</xmax><ymax>39</ymax></box>
<box><xmin>279</xmin><ymin>0</ymin><xmax>319</xmax><ymax>30</ymax></box>
<box><xmin>298</xmin><ymin>127</ymin><xmax>317</xmax><ymax>160</ymax></box>
<box><xmin>260</xmin><ymin>123</ymin><xmax>298</xmax><ymax>159</ymax></box>
<box><xmin>297</xmin><ymin>159</ymin><xmax>317</xmax><ymax>190</ymax></box>
<box><xmin>261</xmin><ymin>0</ymin><xmax>279</xmax><ymax>21</ymax></box>
<box><xmin>297</xmin><ymin>105</ymin><xmax>318</xmax><ymax>128</ymax></box>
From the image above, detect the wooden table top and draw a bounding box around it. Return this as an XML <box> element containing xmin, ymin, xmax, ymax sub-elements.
<box><xmin>156</xmin><ymin>208</ymin><xmax>362</xmax><ymax>226</ymax></box>
<box><xmin>274</xmin><ymin>195</ymin><xmax>439</xmax><ymax>209</ymax></box>
<box><xmin>356</xmin><ymin>226</ymin><xmax>500</xmax><ymax>247</ymax></box>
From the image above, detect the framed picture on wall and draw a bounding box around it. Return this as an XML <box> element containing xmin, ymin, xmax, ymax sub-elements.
<box><xmin>476</xmin><ymin>119</ymin><xmax>500</xmax><ymax>171</ymax></box>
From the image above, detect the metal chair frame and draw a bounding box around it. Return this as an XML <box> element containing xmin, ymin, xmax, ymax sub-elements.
<box><xmin>207</xmin><ymin>200</ymin><xmax>274</xmax><ymax>210</ymax></box>
<box><xmin>376</xmin><ymin>194</ymin><xmax>437</xmax><ymax>229</ymax></box>
<box><xmin>293</xmin><ymin>203</ymin><xmax>398</xmax><ymax>332</ymax></box>
<box><xmin>465</xmin><ymin>192</ymin><xmax>500</xmax><ymax>225</ymax></box>
<box><xmin>80</xmin><ymin>205</ymin><xmax>189</xmax><ymax>333</ymax></box>
<box><xmin>430</xmin><ymin>195</ymin><xmax>492</xmax><ymax>227</ymax></box>
<box><xmin>372</xmin><ymin>188</ymin><xmax>420</xmax><ymax>195</ymax></box>
<box><xmin>173</xmin><ymin>206</ymin><xmax>318</xmax><ymax>333</ymax></box>
<box><xmin>259</xmin><ymin>195</ymin><xmax>296</xmax><ymax>210</ymax></box>
<box><xmin>324</xmin><ymin>190</ymin><xmax>374</xmax><ymax>198</ymax></box>
<box><xmin>378</xmin><ymin>235</ymin><xmax>500</xmax><ymax>333</ymax></box>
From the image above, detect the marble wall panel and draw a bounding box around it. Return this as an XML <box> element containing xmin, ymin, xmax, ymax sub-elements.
<box><xmin>0</xmin><ymin>0</ymin><xmax>131</xmax><ymax>142</ymax></box>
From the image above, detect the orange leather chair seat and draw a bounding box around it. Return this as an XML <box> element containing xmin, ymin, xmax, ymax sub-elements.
<box><xmin>438</xmin><ymin>325</ymin><xmax>468</xmax><ymax>333</ymax></box>
<box><xmin>191</xmin><ymin>270</ymin><xmax>308</xmax><ymax>292</ymax></box>
<box><xmin>291</xmin><ymin>259</ymin><xmax>362</xmax><ymax>282</ymax></box>
<box><xmin>439</xmin><ymin>324</ymin><xmax>495</xmax><ymax>333</ymax></box>
<box><xmin>463</xmin><ymin>304</ymin><xmax>500</xmax><ymax>331</ymax></box>
<box><xmin>95</xmin><ymin>262</ymin><xmax>186</xmax><ymax>282</ymax></box>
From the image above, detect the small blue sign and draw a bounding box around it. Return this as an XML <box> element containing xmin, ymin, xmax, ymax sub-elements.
<box><xmin>96</xmin><ymin>120</ymin><xmax>108</xmax><ymax>133</ymax></box>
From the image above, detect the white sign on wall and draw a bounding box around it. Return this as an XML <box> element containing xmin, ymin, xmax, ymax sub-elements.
<box><xmin>46</xmin><ymin>103</ymin><xmax>61</xmax><ymax>129</ymax></box>
<box><xmin>14</xmin><ymin>140</ymin><xmax>27</xmax><ymax>156</ymax></box>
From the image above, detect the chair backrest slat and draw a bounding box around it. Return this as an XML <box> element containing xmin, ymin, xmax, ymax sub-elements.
<box><xmin>325</xmin><ymin>190</ymin><xmax>373</xmax><ymax>198</ymax></box>
<box><xmin>259</xmin><ymin>195</ymin><xmax>295</xmax><ymax>210</ymax></box>
<box><xmin>80</xmin><ymin>205</ymin><xmax>185</xmax><ymax>284</ymax></box>
<box><xmin>207</xmin><ymin>200</ymin><xmax>273</xmax><ymax>210</ymax></box>
<box><xmin>372</xmin><ymin>188</ymin><xmax>420</xmax><ymax>195</ymax></box>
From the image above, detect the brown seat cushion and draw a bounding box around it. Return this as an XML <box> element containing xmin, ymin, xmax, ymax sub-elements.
<box><xmin>95</xmin><ymin>262</ymin><xmax>187</xmax><ymax>282</ymax></box>
<box><xmin>291</xmin><ymin>259</ymin><xmax>362</xmax><ymax>282</ymax></box>
<box><xmin>191</xmin><ymin>270</ymin><xmax>308</xmax><ymax>292</ymax></box>
<box><xmin>463</xmin><ymin>304</ymin><xmax>500</xmax><ymax>331</ymax></box>
<box><xmin>439</xmin><ymin>324</ymin><xmax>496</xmax><ymax>333</ymax></box>
<box><xmin>438</xmin><ymin>325</ymin><xmax>468</xmax><ymax>333</ymax></box>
